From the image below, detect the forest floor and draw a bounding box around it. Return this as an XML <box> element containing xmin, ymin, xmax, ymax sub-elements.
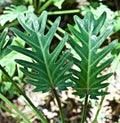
<box><xmin>0</xmin><ymin>69</ymin><xmax>120</xmax><ymax>123</ymax></box>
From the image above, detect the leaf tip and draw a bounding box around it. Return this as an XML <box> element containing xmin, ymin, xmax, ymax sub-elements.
<box><xmin>102</xmin><ymin>11</ymin><xmax>107</xmax><ymax>18</ymax></box>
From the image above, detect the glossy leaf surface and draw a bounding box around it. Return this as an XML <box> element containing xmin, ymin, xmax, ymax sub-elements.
<box><xmin>11</xmin><ymin>11</ymin><xmax>72</xmax><ymax>93</ymax></box>
<box><xmin>68</xmin><ymin>12</ymin><xmax>117</xmax><ymax>99</ymax></box>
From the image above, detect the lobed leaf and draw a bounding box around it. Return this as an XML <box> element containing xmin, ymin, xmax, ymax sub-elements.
<box><xmin>11</xmin><ymin>11</ymin><xmax>72</xmax><ymax>93</ymax></box>
<box><xmin>0</xmin><ymin>5</ymin><xmax>34</xmax><ymax>26</ymax></box>
<box><xmin>68</xmin><ymin>12</ymin><xmax>118</xmax><ymax>99</ymax></box>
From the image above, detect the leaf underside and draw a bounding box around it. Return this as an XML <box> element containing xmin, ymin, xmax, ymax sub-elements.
<box><xmin>11</xmin><ymin>11</ymin><xmax>72</xmax><ymax>93</ymax></box>
<box><xmin>68</xmin><ymin>12</ymin><xmax>117</xmax><ymax>99</ymax></box>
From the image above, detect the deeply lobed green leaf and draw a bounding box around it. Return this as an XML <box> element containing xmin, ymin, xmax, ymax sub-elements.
<box><xmin>68</xmin><ymin>12</ymin><xmax>118</xmax><ymax>99</ymax></box>
<box><xmin>11</xmin><ymin>11</ymin><xmax>72</xmax><ymax>93</ymax></box>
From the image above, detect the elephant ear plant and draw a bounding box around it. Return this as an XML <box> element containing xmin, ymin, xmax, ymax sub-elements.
<box><xmin>9</xmin><ymin>11</ymin><xmax>117</xmax><ymax>123</ymax></box>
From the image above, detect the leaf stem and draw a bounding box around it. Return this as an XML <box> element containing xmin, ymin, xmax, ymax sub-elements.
<box><xmin>48</xmin><ymin>9</ymin><xmax>81</xmax><ymax>15</ymax></box>
<box><xmin>33</xmin><ymin>0</ymin><xmax>40</xmax><ymax>14</ymax></box>
<box><xmin>0</xmin><ymin>103</ymin><xmax>21</xmax><ymax>122</ymax></box>
<box><xmin>0</xmin><ymin>20</ymin><xmax>19</xmax><ymax>31</ymax></box>
<box><xmin>47</xmin><ymin>19</ymin><xmax>66</xmax><ymax>34</ymax></box>
<box><xmin>52</xmin><ymin>88</ymin><xmax>65</xmax><ymax>123</ymax></box>
<box><xmin>92</xmin><ymin>94</ymin><xmax>106</xmax><ymax>123</ymax></box>
<box><xmin>38</xmin><ymin>0</ymin><xmax>53</xmax><ymax>13</ymax></box>
<box><xmin>0</xmin><ymin>65</ymin><xmax>48</xmax><ymax>123</ymax></box>
<box><xmin>81</xmin><ymin>93</ymin><xmax>89</xmax><ymax>123</ymax></box>
<box><xmin>0</xmin><ymin>93</ymin><xmax>31</xmax><ymax>123</ymax></box>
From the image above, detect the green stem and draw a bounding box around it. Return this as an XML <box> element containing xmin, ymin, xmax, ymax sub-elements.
<box><xmin>0</xmin><ymin>103</ymin><xmax>21</xmax><ymax>122</ymax></box>
<box><xmin>48</xmin><ymin>19</ymin><xmax>66</xmax><ymax>34</ymax></box>
<box><xmin>33</xmin><ymin>0</ymin><xmax>40</xmax><ymax>13</ymax></box>
<box><xmin>33</xmin><ymin>0</ymin><xmax>36</xmax><ymax>10</ymax></box>
<box><xmin>81</xmin><ymin>94</ymin><xmax>89</xmax><ymax>123</ymax></box>
<box><xmin>0</xmin><ymin>103</ymin><xmax>22</xmax><ymax>122</ymax></box>
<box><xmin>46</xmin><ymin>25</ymin><xmax>62</xmax><ymax>41</ymax></box>
<box><xmin>38</xmin><ymin>0</ymin><xmax>42</xmax><ymax>7</ymax></box>
<box><xmin>48</xmin><ymin>9</ymin><xmax>81</xmax><ymax>15</ymax></box>
<box><xmin>92</xmin><ymin>94</ymin><xmax>106</xmax><ymax>123</ymax></box>
<box><xmin>0</xmin><ymin>20</ymin><xmax>19</xmax><ymax>31</ymax></box>
<box><xmin>38</xmin><ymin>0</ymin><xmax>53</xmax><ymax>13</ymax></box>
<box><xmin>0</xmin><ymin>93</ymin><xmax>31</xmax><ymax>123</ymax></box>
<box><xmin>47</xmin><ymin>19</ymin><xmax>66</xmax><ymax>41</ymax></box>
<box><xmin>0</xmin><ymin>103</ymin><xmax>12</xmax><ymax>114</ymax></box>
<box><xmin>52</xmin><ymin>88</ymin><xmax>65</xmax><ymax>123</ymax></box>
<box><xmin>92</xmin><ymin>53</ymin><xmax>120</xmax><ymax>123</ymax></box>
<box><xmin>0</xmin><ymin>65</ymin><xmax>48</xmax><ymax>123</ymax></box>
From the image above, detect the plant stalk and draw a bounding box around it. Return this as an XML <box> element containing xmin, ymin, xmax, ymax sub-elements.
<box><xmin>0</xmin><ymin>20</ymin><xmax>19</xmax><ymax>31</ymax></box>
<box><xmin>48</xmin><ymin>9</ymin><xmax>80</xmax><ymax>15</ymax></box>
<box><xmin>0</xmin><ymin>103</ymin><xmax>21</xmax><ymax>122</ymax></box>
<box><xmin>92</xmin><ymin>93</ymin><xmax>106</xmax><ymax>123</ymax></box>
<box><xmin>0</xmin><ymin>93</ymin><xmax>31</xmax><ymax>123</ymax></box>
<box><xmin>52</xmin><ymin>88</ymin><xmax>65</xmax><ymax>123</ymax></box>
<box><xmin>33</xmin><ymin>0</ymin><xmax>40</xmax><ymax>14</ymax></box>
<box><xmin>48</xmin><ymin>19</ymin><xmax>66</xmax><ymax>34</ymax></box>
<box><xmin>38</xmin><ymin>0</ymin><xmax>53</xmax><ymax>13</ymax></box>
<box><xmin>0</xmin><ymin>65</ymin><xmax>48</xmax><ymax>123</ymax></box>
<box><xmin>81</xmin><ymin>93</ymin><xmax>89</xmax><ymax>123</ymax></box>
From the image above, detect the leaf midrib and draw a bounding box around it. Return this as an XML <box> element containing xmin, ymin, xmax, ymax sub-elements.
<box><xmin>37</xmin><ymin>33</ymin><xmax>54</xmax><ymax>88</ymax></box>
<box><xmin>86</xmin><ymin>30</ymin><xmax>91</xmax><ymax>94</ymax></box>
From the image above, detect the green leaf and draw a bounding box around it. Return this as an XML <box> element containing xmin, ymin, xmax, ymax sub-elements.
<box><xmin>0</xmin><ymin>28</ymin><xmax>12</xmax><ymax>59</ymax></box>
<box><xmin>11</xmin><ymin>11</ymin><xmax>72</xmax><ymax>93</ymax></box>
<box><xmin>68</xmin><ymin>12</ymin><xmax>118</xmax><ymax>99</ymax></box>
<box><xmin>53</xmin><ymin>0</ymin><xmax>65</xmax><ymax>9</ymax></box>
<box><xmin>0</xmin><ymin>37</ymin><xmax>26</xmax><ymax>78</ymax></box>
<box><xmin>17</xmin><ymin>11</ymin><xmax>47</xmax><ymax>34</ymax></box>
<box><xmin>0</xmin><ymin>51</ymin><xmax>30</xmax><ymax>77</ymax></box>
<box><xmin>0</xmin><ymin>5</ymin><xmax>34</xmax><ymax>26</ymax></box>
<box><xmin>81</xmin><ymin>3</ymin><xmax>120</xmax><ymax>35</ymax></box>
